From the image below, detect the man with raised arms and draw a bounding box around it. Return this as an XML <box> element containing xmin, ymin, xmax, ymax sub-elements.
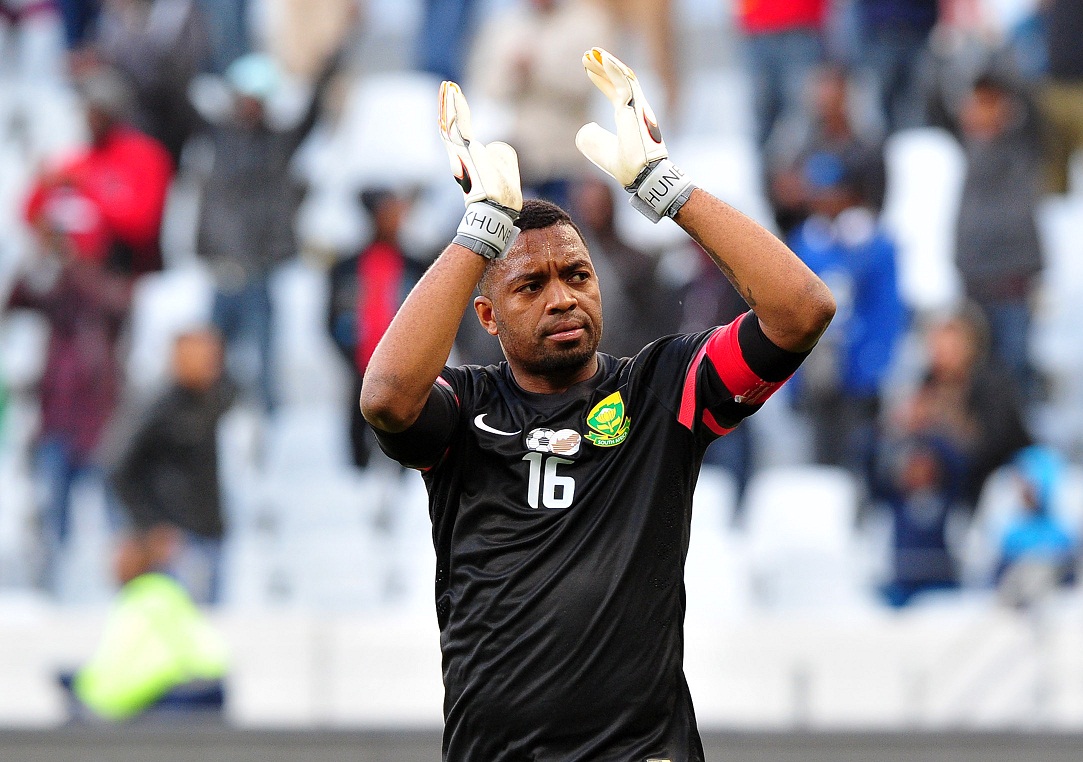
<box><xmin>361</xmin><ymin>47</ymin><xmax>835</xmax><ymax>762</ymax></box>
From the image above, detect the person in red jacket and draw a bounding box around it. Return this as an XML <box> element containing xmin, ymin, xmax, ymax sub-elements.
<box><xmin>12</xmin><ymin>67</ymin><xmax>171</xmax><ymax>596</ymax></box>
<box><xmin>326</xmin><ymin>188</ymin><xmax>413</xmax><ymax>469</ymax></box>
<box><xmin>24</xmin><ymin>67</ymin><xmax>174</xmax><ymax>276</ymax></box>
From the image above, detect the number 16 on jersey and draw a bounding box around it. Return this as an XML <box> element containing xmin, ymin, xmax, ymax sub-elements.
<box><xmin>521</xmin><ymin>453</ymin><xmax>576</xmax><ymax>510</ymax></box>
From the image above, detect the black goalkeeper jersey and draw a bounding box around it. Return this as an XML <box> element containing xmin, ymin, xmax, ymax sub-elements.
<box><xmin>376</xmin><ymin>312</ymin><xmax>806</xmax><ymax>762</ymax></box>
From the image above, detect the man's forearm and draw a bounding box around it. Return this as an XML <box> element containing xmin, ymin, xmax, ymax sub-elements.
<box><xmin>673</xmin><ymin>189</ymin><xmax>835</xmax><ymax>352</ymax></box>
<box><xmin>360</xmin><ymin>243</ymin><xmax>487</xmax><ymax>432</ymax></box>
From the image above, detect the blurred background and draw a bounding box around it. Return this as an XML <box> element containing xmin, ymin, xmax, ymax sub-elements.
<box><xmin>2</xmin><ymin>0</ymin><xmax>1083</xmax><ymax>757</ymax></box>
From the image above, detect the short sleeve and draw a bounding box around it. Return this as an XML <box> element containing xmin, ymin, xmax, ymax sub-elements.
<box><xmin>372</xmin><ymin>373</ymin><xmax>461</xmax><ymax>470</ymax></box>
<box><xmin>676</xmin><ymin>311</ymin><xmax>809</xmax><ymax>438</ymax></box>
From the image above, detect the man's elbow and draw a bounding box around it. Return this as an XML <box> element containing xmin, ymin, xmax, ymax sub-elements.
<box><xmin>810</xmin><ymin>282</ymin><xmax>837</xmax><ymax>334</ymax></box>
<box><xmin>359</xmin><ymin>375</ymin><xmax>420</xmax><ymax>434</ymax></box>
<box><xmin>792</xmin><ymin>281</ymin><xmax>837</xmax><ymax>349</ymax></box>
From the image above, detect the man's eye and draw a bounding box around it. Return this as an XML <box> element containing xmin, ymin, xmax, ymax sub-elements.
<box><xmin>569</xmin><ymin>271</ymin><xmax>590</xmax><ymax>283</ymax></box>
<box><xmin>519</xmin><ymin>282</ymin><xmax>541</xmax><ymax>293</ymax></box>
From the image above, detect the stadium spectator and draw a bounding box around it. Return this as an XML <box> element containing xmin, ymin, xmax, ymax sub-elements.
<box><xmin>735</xmin><ymin>0</ymin><xmax>827</xmax><ymax>149</ymax></box>
<box><xmin>1037</xmin><ymin>0</ymin><xmax>1083</xmax><ymax>194</ymax></box>
<box><xmin>788</xmin><ymin>150</ymin><xmax>906</xmax><ymax>480</ymax></box>
<box><xmin>8</xmin><ymin>166</ymin><xmax>134</xmax><ymax>595</ymax></box>
<box><xmin>110</xmin><ymin>327</ymin><xmax>237</xmax><ymax>605</ymax></box>
<box><xmin>890</xmin><ymin>306</ymin><xmax>1032</xmax><ymax>512</ymax></box>
<box><xmin>466</xmin><ymin>0</ymin><xmax>614</xmax><ymax>209</ymax></box>
<box><xmin>855</xmin><ymin>0</ymin><xmax>939</xmax><ymax>132</ymax></box>
<box><xmin>764</xmin><ymin>62</ymin><xmax>887</xmax><ymax>239</ymax></box>
<box><xmin>951</xmin><ymin>69</ymin><xmax>1045</xmax><ymax>391</ymax></box>
<box><xmin>93</xmin><ymin>0</ymin><xmax>212</xmax><ymax>165</ymax></box>
<box><xmin>68</xmin><ymin>524</ymin><xmax>229</xmax><ymax>719</ymax></box>
<box><xmin>55</xmin><ymin>0</ymin><xmax>100</xmax><ymax>55</ymax></box>
<box><xmin>995</xmin><ymin>445</ymin><xmax>1077</xmax><ymax>604</ymax></box>
<box><xmin>194</xmin><ymin>48</ymin><xmax>340</xmax><ymax>412</ymax></box>
<box><xmin>876</xmin><ymin>435</ymin><xmax>963</xmax><ymax>607</ymax></box>
<box><xmin>23</xmin><ymin>67</ymin><xmax>174</xmax><ymax>276</ymax></box>
<box><xmin>264</xmin><ymin>0</ymin><xmax>358</xmax><ymax>79</ymax></box>
<box><xmin>327</xmin><ymin>188</ymin><xmax>413</xmax><ymax>470</ymax></box>
<box><xmin>597</xmin><ymin>0</ymin><xmax>680</xmax><ymax>121</ymax></box>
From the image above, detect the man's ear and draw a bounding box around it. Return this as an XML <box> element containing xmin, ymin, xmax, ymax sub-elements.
<box><xmin>474</xmin><ymin>295</ymin><xmax>499</xmax><ymax>336</ymax></box>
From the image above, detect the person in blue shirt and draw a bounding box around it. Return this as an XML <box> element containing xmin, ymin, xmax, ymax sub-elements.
<box><xmin>876</xmin><ymin>435</ymin><xmax>964</xmax><ymax>607</ymax></box>
<box><xmin>788</xmin><ymin>150</ymin><xmax>906</xmax><ymax>481</ymax></box>
<box><xmin>997</xmin><ymin>445</ymin><xmax>1077</xmax><ymax>588</ymax></box>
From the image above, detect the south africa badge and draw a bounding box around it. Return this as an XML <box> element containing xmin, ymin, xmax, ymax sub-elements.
<box><xmin>585</xmin><ymin>391</ymin><xmax>630</xmax><ymax>447</ymax></box>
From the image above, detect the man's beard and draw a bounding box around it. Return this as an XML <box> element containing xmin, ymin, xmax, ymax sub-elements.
<box><xmin>523</xmin><ymin>339</ymin><xmax>598</xmax><ymax>377</ymax></box>
<box><xmin>497</xmin><ymin>318</ymin><xmax>602</xmax><ymax>380</ymax></box>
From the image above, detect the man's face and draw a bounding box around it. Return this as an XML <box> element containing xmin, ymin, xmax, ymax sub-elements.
<box><xmin>235</xmin><ymin>94</ymin><xmax>266</xmax><ymax>128</ymax></box>
<box><xmin>928</xmin><ymin>319</ymin><xmax>978</xmax><ymax>381</ymax></box>
<box><xmin>173</xmin><ymin>330</ymin><xmax>224</xmax><ymax>391</ymax></box>
<box><xmin>961</xmin><ymin>85</ymin><xmax>1010</xmax><ymax>142</ymax></box>
<box><xmin>475</xmin><ymin>224</ymin><xmax>602</xmax><ymax>380</ymax></box>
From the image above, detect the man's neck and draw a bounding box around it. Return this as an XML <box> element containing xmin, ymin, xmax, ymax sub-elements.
<box><xmin>510</xmin><ymin>355</ymin><xmax>599</xmax><ymax>395</ymax></box>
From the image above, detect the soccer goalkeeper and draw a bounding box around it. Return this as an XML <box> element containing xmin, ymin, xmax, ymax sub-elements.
<box><xmin>362</xmin><ymin>48</ymin><xmax>835</xmax><ymax>761</ymax></box>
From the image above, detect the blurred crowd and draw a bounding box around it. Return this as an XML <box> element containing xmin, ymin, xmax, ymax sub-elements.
<box><xmin>0</xmin><ymin>0</ymin><xmax>1082</xmax><ymax>620</ymax></box>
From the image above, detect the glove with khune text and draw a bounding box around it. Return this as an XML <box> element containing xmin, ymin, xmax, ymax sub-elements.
<box><xmin>575</xmin><ymin>47</ymin><xmax>696</xmax><ymax>223</ymax></box>
<box><xmin>439</xmin><ymin>80</ymin><xmax>522</xmax><ymax>259</ymax></box>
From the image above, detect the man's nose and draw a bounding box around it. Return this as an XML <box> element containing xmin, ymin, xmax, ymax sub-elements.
<box><xmin>545</xmin><ymin>280</ymin><xmax>577</xmax><ymax>312</ymax></box>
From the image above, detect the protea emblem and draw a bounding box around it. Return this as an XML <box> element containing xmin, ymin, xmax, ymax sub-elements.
<box><xmin>585</xmin><ymin>391</ymin><xmax>630</xmax><ymax>448</ymax></box>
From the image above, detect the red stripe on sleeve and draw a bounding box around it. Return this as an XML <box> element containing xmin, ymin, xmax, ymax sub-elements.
<box><xmin>435</xmin><ymin>375</ymin><xmax>460</xmax><ymax>407</ymax></box>
<box><xmin>677</xmin><ymin>340</ymin><xmax>712</xmax><ymax>431</ymax></box>
<box><xmin>679</xmin><ymin>314</ymin><xmax>790</xmax><ymax>433</ymax></box>
<box><xmin>703</xmin><ymin>313</ymin><xmax>785</xmax><ymax>405</ymax></box>
<box><xmin>702</xmin><ymin>408</ymin><xmax>734</xmax><ymax>436</ymax></box>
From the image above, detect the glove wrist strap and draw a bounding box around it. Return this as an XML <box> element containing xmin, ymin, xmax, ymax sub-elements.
<box><xmin>627</xmin><ymin>159</ymin><xmax>696</xmax><ymax>223</ymax></box>
<box><xmin>454</xmin><ymin>202</ymin><xmax>520</xmax><ymax>260</ymax></box>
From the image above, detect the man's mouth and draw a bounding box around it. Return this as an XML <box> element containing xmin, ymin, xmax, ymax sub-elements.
<box><xmin>543</xmin><ymin>322</ymin><xmax>586</xmax><ymax>342</ymax></box>
<box><xmin>547</xmin><ymin>328</ymin><xmax>584</xmax><ymax>342</ymax></box>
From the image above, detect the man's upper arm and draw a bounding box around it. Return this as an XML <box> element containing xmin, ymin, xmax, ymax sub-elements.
<box><xmin>372</xmin><ymin>374</ymin><xmax>461</xmax><ymax>470</ymax></box>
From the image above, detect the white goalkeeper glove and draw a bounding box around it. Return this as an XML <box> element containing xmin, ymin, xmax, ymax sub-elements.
<box><xmin>575</xmin><ymin>48</ymin><xmax>696</xmax><ymax>223</ymax></box>
<box><xmin>438</xmin><ymin>81</ymin><xmax>522</xmax><ymax>259</ymax></box>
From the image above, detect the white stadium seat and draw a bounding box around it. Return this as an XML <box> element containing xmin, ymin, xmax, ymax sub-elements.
<box><xmin>741</xmin><ymin>465</ymin><xmax>874</xmax><ymax>611</ymax></box>
<box><xmin>881</xmin><ymin>127</ymin><xmax>965</xmax><ymax>314</ymax></box>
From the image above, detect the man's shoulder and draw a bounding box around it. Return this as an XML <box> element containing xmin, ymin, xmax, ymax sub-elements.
<box><xmin>617</xmin><ymin>331</ymin><xmax>721</xmax><ymax>406</ymax></box>
<box><xmin>444</xmin><ymin>361</ymin><xmax>507</xmax><ymax>381</ymax></box>
<box><xmin>111</xmin><ymin>127</ymin><xmax>173</xmax><ymax>164</ymax></box>
<box><xmin>440</xmin><ymin>362</ymin><xmax>508</xmax><ymax>403</ymax></box>
<box><xmin>629</xmin><ymin>330</ymin><xmax>717</xmax><ymax>368</ymax></box>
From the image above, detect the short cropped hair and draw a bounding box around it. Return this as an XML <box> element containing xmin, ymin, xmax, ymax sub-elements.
<box><xmin>478</xmin><ymin>199</ymin><xmax>587</xmax><ymax>297</ymax></box>
<box><xmin>516</xmin><ymin>198</ymin><xmax>582</xmax><ymax>237</ymax></box>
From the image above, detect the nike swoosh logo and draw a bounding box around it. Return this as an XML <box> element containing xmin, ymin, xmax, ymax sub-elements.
<box><xmin>474</xmin><ymin>414</ymin><xmax>520</xmax><ymax>436</ymax></box>
<box><xmin>454</xmin><ymin>158</ymin><xmax>472</xmax><ymax>195</ymax></box>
